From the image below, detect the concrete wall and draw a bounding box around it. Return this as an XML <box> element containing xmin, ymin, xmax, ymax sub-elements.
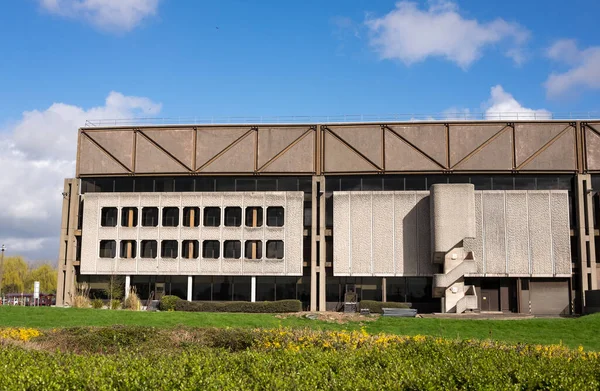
<box><xmin>80</xmin><ymin>192</ymin><xmax>304</xmax><ymax>276</ymax></box>
<box><xmin>333</xmin><ymin>190</ymin><xmax>571</xmax><ymax>277</ymax></box>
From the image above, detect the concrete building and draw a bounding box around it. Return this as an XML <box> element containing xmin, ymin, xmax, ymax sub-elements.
<box><xmin>56</xmin><ymin>120</ymin><xmax>600</xmax><ymax>314</ymax></box>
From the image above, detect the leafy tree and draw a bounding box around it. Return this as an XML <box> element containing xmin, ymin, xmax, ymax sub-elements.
<box><xmin>1</xmin><ymin>257</ymin><xmax>29</xmax><ymax>293</ymax></box>
<box><xmin>28</xmin><ymin>264</ymin><xmax>57</xmax><ymax>294</ymax></box>
<box><xmin>103</xmin><ymin>274</ymin><xmax>124</xmax><ymax>302</ymax></box>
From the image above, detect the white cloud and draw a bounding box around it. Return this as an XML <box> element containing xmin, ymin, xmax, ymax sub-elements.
<box><xmin>544</xmin><ymin>39</ymin><xmax>600</xmax><ymax>98</ymax></box>
<box><xmin>365</xmin><ymin>1</ymin><xmax>530</xmax><ymax>68</ymax></box>
<box><xmin>0</xmin><ymin>92</ymin><xmax>161</xmax><ymax>261</ymax></box>
<box><xmin>484</xmin><ymin>85</ymin><xmax>551</xmax><ymax>120</ymax></box>
<box><xmin>39</xmin><ymin>0</ymin><xmax>160</xmax><ymax>32</ymax></box>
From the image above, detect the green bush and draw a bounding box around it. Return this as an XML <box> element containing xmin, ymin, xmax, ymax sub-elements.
<box><xmin>359</xmin><ymin>300</ymin><xmax>410</xmax><ymax>314</ymax></box>
<box><xmin>110</xmin><ymin>299</ymin><xmax>121</xmax><ymax>310</ymax></box>
<box><xmin>91</xmin><ymin>299</ymin><xmax>104</xmax><ymax>309</ymax></box>
<box><xmin>159</xmin><ymin>295</ymin><xmax>180</xmax><ymax>311</ymax></box>
<box><xmin>175</xmin><ymin>300</ymin><xmax>302</xmax><ymax>313</ymax></box>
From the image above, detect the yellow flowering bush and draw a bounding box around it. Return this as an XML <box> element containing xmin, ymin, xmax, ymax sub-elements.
<box><xmin>0</xmin><ymin>328</ymin><xmax>42</xmax><ymax>342</ymax></box>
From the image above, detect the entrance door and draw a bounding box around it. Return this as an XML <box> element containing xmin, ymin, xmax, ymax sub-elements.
<box><xmin>481</xmin><ymin>289</ymin><xmax>500</xmax><ymax>311</ymax></box>
<box><xmin>155</xmin><ymin>283</ymin><xmax>166</xmax><ymax>300</ymax></box>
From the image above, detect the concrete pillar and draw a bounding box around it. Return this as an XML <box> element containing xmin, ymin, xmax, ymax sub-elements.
<box><xmin>251</xmin><ymin>276</ymin><xmax>256</xmax><ymax>302</ymax></box>
<box><xmin>318</xmin><ymin>177</ymin><xmax>326</xmax><ymax>312</ymax></box>
<box><xmin>310</xmin><ymin>177</ymin><xmax>318</xmax><ymax>311</ymax></box>
<box><xmin>576</xmin><ymin>173</ymin><xmax>597</xmax><ymax>313</ymax></box>
<box><xmin>56</xmin><ymin>178</ymin><xmax>79</xmax><ymax>307</ymax></box>
<box><xmin>124</xmin><ymin>275</ymin><xmax>131</xmax><ymax>299</ymax></box>
<box><xmin>382</xmin><ymin>277</ymin><xmax>387</xmax><ymax>302</ymax></box>
<box><xmin>187</xmin><ymin>276</ymin><xmax>193</xmax><ymax>301</ymax></box>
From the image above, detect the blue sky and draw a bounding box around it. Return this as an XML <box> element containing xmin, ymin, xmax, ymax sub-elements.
<box><xmin>0</xmin><ymin>0</ymin><xmax>599</xmax><ymax>261</ymax></box>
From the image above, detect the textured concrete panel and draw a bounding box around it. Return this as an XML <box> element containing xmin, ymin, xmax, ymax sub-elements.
<box><xmin>372</xmin><ymin>193</ymin><xmax>395</xmax><ymax>275</ymax></box>
<box><xmin>464</xmin><ymin>192</ymin><xmax>484</xmax><ymax>273</ymax></box>
<box><xmin>416</xmin><ymin>193</ymin><xmax>432</xmax><ymax>275</ymax></box>
<box><xmin>395</xmin><ymin>193</ymin><xmax>417</xmax><ymax>275</ymax></box>
<box><xmin>196</xmin><ymin>127</ymin><xmax>250</xmax><ymax>169</ymax></box>
<box><xmin>350</xmin><ymin>193</ymin><xmax>373</xmax><ymax>274</ymax></box>
<box><xmin>551</xmin><ymin>192</ymin><xmax>571</xmax><ymax>275</ymax></box>
<box><xmin>528</xmin><ymin>192</ymin><xmax>553</xmax><ymax>275</ymax></box>
<box><xmin>505</xmin><ymin>192</ymin><xmax>530</xmax><ymax>275</ymax></box>
<box><xmin>200</xmin><ymin>133</ymin><xmax>255</xmax><ymax>172</ymax></box>
<box><xmin>79</xmin><ymin>136</ymin><xmax>129</xmax><ymax>175</ymax></box>
<box><xmin>430</xmin><ymin>184</ymin><xmax>476</xmax><ymax>254</ymax></box>
<box><xmin>585</xmin><ymin>127</ymin><xmax>600</xmax><ymax>171</ymax></box>
<box><xmin>86</xmin><ymin>131</ymin><xmax>134</xmax><ymax>171</ymax></box>
<box><xmin>257</xmin><ymin>127</ymin><xmax>308</xmax><ymax>167</ymax></box>
<box><xmin>328</xmin><ymin>126</ymin><xmax>382</xmax><ymax>168</ymax></box>
<box><xmin>530</xmin><ymin>280</ymin><xmax>569</xmax><ymax>315</ymax></box>
<box><xmin>449</xmin><ymin>125</ymin><xmax>505</xmax><ymax>167</ymax></box>
<box><xmin>262</xmin><ymin>131</ymin><xmax>314</xmax><ymax>173</ymax></box>
<box><xmin>333</xmin><ymin>193</ymin><xmax>351</xmax><ymax>276</ymax></box>
<box><xmin>388</xmin><ymin>124</ymin><xmax>447</xmax><ymax>166</ymax></box>
<box><xmin>385</xmin><ymin>129</ymin><xmax>442</xmax><ymax>171</ymax></box>
<box><xmin>520</xmin><ymin>130</ymin><xmax>576</xmax><ymax>171</ymax></box>
<box><xmin>142</xmin><ymin>129</ymin><xmax>194</xmax><ymax>169</ymax></box>
<box><xmin>135</xmin><ymin>135</ymin><xmax>188</xmax><ymax>173</ymax></box>
<box><xmin>455</xmin><ymin>130</ymin><xmax>513</xmax><ymax>171</ymax></box>
<box><xmin>515</xmin><ymin>123</ymin><xmax>569</xmax><ymax>166</ymax></box>
<box><xmin>324</xmin><ymin>131</ymin><xmax>375</xmax><ymax>172</ymax></box>
<box><xmin>483</xmin><ymin>192</ymin><xmax>506</xmax><ymax>274</ymax></box>
<box><xmin>80</xmin><ymin>192</ymin><xmax>303</xmax><ymax>276</ymax></box>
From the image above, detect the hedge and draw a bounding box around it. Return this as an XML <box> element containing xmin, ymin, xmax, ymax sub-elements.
<box><xmin>158</xmin><ymin>295</ymin><xmax>179</xmax><ymax>311</ymax></box>
<box><xmin>166</xmin><ymin>299</ymin><xmax>302</xmax><ymax>313</ymax></box>
<box><xmin>1</xmin><ymin>328</ymin><xmax>599</xmax><ymax>390</ymax></box>
<box><xmin>359</xmin><ymin>300</ymin><xmax>410</xmax><ymax>314</ymax></box>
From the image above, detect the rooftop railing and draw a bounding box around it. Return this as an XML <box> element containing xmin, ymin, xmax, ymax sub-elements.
<box><xmin>84</xmin><ymin>112</ymin><xmax>600</xmax><ymax>127</ymax></box>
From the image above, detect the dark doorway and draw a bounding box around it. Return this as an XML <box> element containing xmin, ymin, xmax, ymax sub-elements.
<box><xmin>481</xmin><ymin>288</ymin><xmax>500</xmax><ymax>311</ymax></box>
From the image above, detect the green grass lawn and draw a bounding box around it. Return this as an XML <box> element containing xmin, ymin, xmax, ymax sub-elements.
<box><xmin>2</xmin><ymin>306</ymin><xmax>599</xmax><ymax>350</ymax></box>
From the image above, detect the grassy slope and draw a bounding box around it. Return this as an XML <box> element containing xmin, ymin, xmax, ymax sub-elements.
<box><xmin>1</xmin><ymin>306</ymin><xmax>599</xmax><ymax>350</ymax></box>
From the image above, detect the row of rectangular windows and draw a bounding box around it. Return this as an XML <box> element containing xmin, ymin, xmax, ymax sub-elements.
<box><xmin>99</xmin><ymin>239</ymin><xmax>284</xmax><ymax>260</ymax></box>
<box><xmin>100</xmin><ymin>206</ymin><xmax>284</xmax><ymax>228</ymax></box>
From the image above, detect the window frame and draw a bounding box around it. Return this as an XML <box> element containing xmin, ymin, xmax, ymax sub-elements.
<box><xmin>140</xmin><ymin>240</ymin><xmax>158</xmax><ymax>259</ymax></box>
<box><xmin>224</xmin><ymin>207</ymin><xmax>242</xmax><ymax>227</ymax></box>
<box><xmin>119</xmin><ymin>240</ymin><xmax>137</xmax><ymax>259</ymax></box>
<box><xmin>202</xmin><ymin>240</ymin><xmax>220</xmax><ymax>259</ymax></box>
<box><xmin>182</xmin><ymin>240</ymin><xmax>199</xmax><ymax>259</ymax></box>
<box><xmin>162</xmin><ymin>207</ymin><xmax>180</xmax><ymax>227</ymax></box>
<box><xmin>244</xmin><ymin>240</ymin><xmax>263</xmax><ymax>260</ymax></box>
<box><xmin>141</xmin><ymin>207</ymin><xmax>159</xmax><ymax>227</ymax></box>
<box><xmin>266</xmin><ymin>240</ymin><xmax>284</xmax><ymax>259</ymax></box>
<box><xmin>100</xmin><ymin>207</ymin><xmax>118</xmax><ymax>227</ymax></box>
<box><xmin>161</xmin><ymin>240</ymin><xmax>178</xmax><ymax>259</ymax></box>
<box><xmin>99</xmin><ymin>240</ymin><xmax>116</xmax><ymax>258</ymax></box>
<box><xmin>203</xmin><ymin>207</ymin><xmax>221</xmax><ymax>227</ymax></box>
<box><xmin>223</xmin><ymin>240</ymin><xmax>241</xmax><ymax>259</ymax></box>
<box><xmin>266</xmin><ymin>207</ymin><xmax>285</xmax><ymax>227</ymax></box>
<box><xmin>245</xmin><ymin>207</ymin><xmax>263</xmax><ymax>227</ymax></box>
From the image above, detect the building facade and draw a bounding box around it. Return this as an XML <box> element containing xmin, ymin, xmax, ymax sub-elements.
<box><xmin>56</xmin><ymin>121</ymin><xmax>600</xmax><ymax>314</ymax></box>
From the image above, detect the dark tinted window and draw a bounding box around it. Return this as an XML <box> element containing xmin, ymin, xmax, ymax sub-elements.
<box><xmin>224</xmin><ymin>240</ymin><xmax>241</xmax><ymax>259</ymax></box>
<box><xmin>162</xmin><ymin>207</ymin><xmax>179</xmax><ymax>227</ymax></box>
<box><xmin>101</xmin><ymin>207</ymin><xmax>117</xmax><ymax>227</ymax></box>
<box><xmin>267</xmin><ymin>207</ymin><xmax>284</xmax><ymax>227</ymax></box>
<box><xmin>121</xmin><ymin>207</ymin><xmax>138</xmax><ymax>227</ymax></box>
<box><xmin>225</xmin><ymin>207</ymin><xmax>242</xmax><ymax>227</ymax></box>
<box><xmin>244</xmin><ymin>240</ymin><xmax>262</xmax><ymax>260</ymax></box>
<box><xmin>266</xmin><ymin>240</ymin><xmax>284</xmax><ymax>259</ymax></box>
<box><xmin>183</xmin><ymin>207</ymin><xmax>200</xmax><ymax>227</ymax></box>
<box><xmin>141</xmin><ymin>240</ymin><xmax>157</xmax><ymax>258</ymax></box>
<box><xmin>204</xmin><ymin>207</ymin><xmax>221</xmax><ymax>226</ymax></box>
<box><xmin>182</xmin><ymin>240</ymin><xmax>199</xmax><ymax>259</ymax></box>
<box><xmin>161</xmin><ymin>240</ymin><xmax>178</xmax><ymax>258</ymax></box>
<box><xmin>141</xmin><ymin>207</ymin><xmax>159</xmax><ymax>227</ymax></box>
<box><xmin>245</xmin><ymin>207</ymin><xmax>263</xmax><ymax>227</ymax></box>
<box><xmin>119</xmin><ymin>240</ymin><xmax>136</xmax><ymax>258</ymax></box>
<box><xmin>202</xmin><ymin>241</ymin><xmax>220</xmax><ymax>258</ymax></box>
<box><xmin>99</xmin><ymin>240</ymin><xmax>116</xmax><ymax>258</ymax></box>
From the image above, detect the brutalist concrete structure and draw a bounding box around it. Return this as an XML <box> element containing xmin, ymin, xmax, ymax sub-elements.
<box><xmin>56</xmin><ymin>120</ymin><xmax>600</xmax><ymax>314</ymax></box>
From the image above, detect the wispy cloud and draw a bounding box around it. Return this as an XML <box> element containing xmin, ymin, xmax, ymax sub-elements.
<box><xmin>38</xmin><ymin>0</ymin><xmax>160</xmax><ymax>32</ymax></box>
<box><xmin>544</xmin><ymin>39</ymin><xmax>600</xmax><ymax>98</ymax></box>
<box><xmin>365</xmin><ymin>1</ymin><xmax>530</xmax><ymax>69</ymax></box>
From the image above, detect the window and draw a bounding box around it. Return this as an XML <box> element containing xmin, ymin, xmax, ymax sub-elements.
<box><xmin>142</xmin><ymin>207</ymin><xmax>159</xmax><ymax>227</ymax></box>
<box><xmin>245</xmin><ymin>207</ymin><xmax>263</xmax><ymax>227</ymax></box>
<box><xmin>224</xmin><ymin>240</ymin><xmax>241</xmax><ymax>259</ymax></box>
<box><xmin>244</xmin><ymin>240</ymin><xmax>262</xmax><ymax>260</ymax></box>
<box><xmin>204</xmin><ymin>207</ymin><xmax>221</xmax><ymax>227</ymax></box>
<box><xmin>266</xmin><ymin>240</ymin><xmax>284</xmax><ymax>259</ymax></box>
<box><xmin>162</xmin><ymin>207</ymin><xmax>179</xmax><ymax>227</ymax></box>
<box><xmin>99</xmin><ymin>240</ymin><xmax>116</xmax><ymax>258</ymax></box>
<box><xmin>203</xmin><ymin>240</ymin><xmax>220</xmax><ymax>259</ymax></box>
<box><xmin>182</xmin><ymin>240</ymin><xmax>199</xmax><ymax>259</ymax></box>
<box><xmin>183</xmin><ymin>207</ymin><xmax>200</xmax><ymax>227</ymax></box>
<box><xmin>140</xmin><ymin>240</ymin><xmax>157</xmax><ymax>258</ymax></box>
<box><xmin>120</xmin><ymin>240</ymin><xmax>137</xmax><ymax>258</ymax></box>
<box><xmin>267</xmin><ymin>207</ymin><xmax>284</xmax><ymax>227</ymax></box>
<box><xmin>121</xmin><ymin>207</ymin><xmax>138</xmax><ymax>227</ymax></box>
<box><xmin>161</xmin><ymin>240</ymin><xmax>178</xmax><ymax>258</ymax></box>
<box><xmin>225</xmin><ymin>207</ymin><xmax>242</xmax><ymax>227</ymax></box>
<box><xmin>100</xmin><ymin>207</ymin><xmax>117</xmax><ymax>227</ymax></box>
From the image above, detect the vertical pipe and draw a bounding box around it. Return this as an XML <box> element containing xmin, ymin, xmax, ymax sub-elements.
<box><xmin>187</xmin><ymin>276</ymin><xmax>193</xmax><ymax>301</ymax></box>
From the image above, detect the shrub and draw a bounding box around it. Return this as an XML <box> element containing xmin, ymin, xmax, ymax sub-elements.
<box><xmin>159</xmin><ymin>295</ymin><xmax>180</xmax><ymax>311</ymax></box>
<box><xmin>91</xmin><ymin>299</ymin><xmax>104</xmax><ymax>309</ymax></box>
<box><xmin>70</xmin><ymin>283</ymin><xmax>90</xmax><ymax>308</ymax></box>
<box><xmin>123</xmin><ymin>288</ymin><xmax>141</xmax><ymax>311</ymax></box>
<box><xmin>110</xmin><ymin>300</ymin><xmax>121</xmax><ymax>310</ymax></box>
<box><xmin>359</xmin><ymin>300</ymin><xmax>410</xmax><ymax>314</ymax></box>
<box><xmin>175</xmin><ymin>300</ymin><xmax>302</xmax><ymax>313</ymax></box>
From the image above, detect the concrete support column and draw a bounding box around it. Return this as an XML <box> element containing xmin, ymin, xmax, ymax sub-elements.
<box><xmin>576</xmin><ymin>173</ymin><xmax>597</xmax><ymax>313</ymax></box>
<box><xmin>318</xmin><ymin>176</ymin><xmax>326</xmax><ymax>312</ymax></box>
<box><xmin>310</xmin><ymin>177</ymin><xmax>318</xmax><ymax>311</ymax></box>
<box><xmin>382</xmin><ymin>277</ymin><xmax>387</xmax><ymax>302</ymax></box>
<box><xmin>56</xmin><ymin>178</ymin><xmax>80</xmax><ymax>306</ymax></box>
<box><xmin>187</xmin><ymin>276</ymin><xmax>193</xmax><ymax>301</ymax></box>
<box><xmin>124</xmin><ymin>275</ymin><xmax>131</xmax><ymax>299</ymax></box>
<box><xmin>251</xmin><ymin>276</ymin><xmax>256</xmax><ymax>302</ymax></box>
